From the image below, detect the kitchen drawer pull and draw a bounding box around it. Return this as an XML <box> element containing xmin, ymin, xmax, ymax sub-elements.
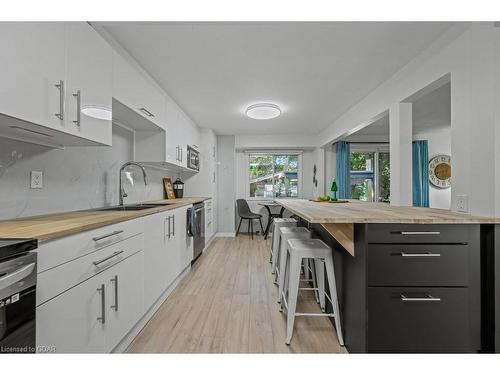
<box><xmin>138</xmin><ymin>107</ymin><xmax>155</xmax><ymax>117</ymax></box>
<box><xmin>54</xmin><ymin>80</ymin><xmax>65</xmax><ymax>120</ymax></box>
<box><xmin>399</xmin><ymin>231</ymin><xmax>441</xmax><ymax>235</ymax></box>
<box><xmin>400</xmin><ymin>251</ymin><xmax>441</xmax><ymax>257</ymax></box>
<box><xmin>171</xmin><ymin>215</ymin><xmax>175</xmax><ymax>236</ymax></box>
<box><xmin>97</xmin><ymin>284</ymin><xmax>105</xmax><ymax>324</ymax></box>
<box><xmin>92</xmin><ymin>250</ymin><xmax>124</xmax><ymax>266</ymax></box>
<box><xmin>72</xmin><ymin>90</ymin><xmax>81</xmax><ymax>126</ymax></box>
<box><xmin>92</xmin><ymin>230</ymin><xmax>124</xmax><ymax>242</ymax></box>
<box><xmin>400</xmin><ymin>294</ymin><xmax>441</xmax><ymax>302</ymax></box>
<box><xmin>110</xmin><ymin>275</ymin><xmax>118</xmax><ymax>311</ymax></box>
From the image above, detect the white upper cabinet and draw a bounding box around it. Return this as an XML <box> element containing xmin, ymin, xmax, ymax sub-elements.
<box><xmin>65</xmin><ymin>23</ymin><xmax>113</xmax><ymax>145</ymax></box>
<box><xmin>0</xmin><ymin>22</ymin><xmax>113</xmax><ymax>147</ymax></box>
<box><xmin>165</xmin><ymin>95</ymin><xmax>201</xmax><ymax>168</ymax></box>
<box><xmin>0</xmin><ymin>23</ymin><xmax>66</xmax><ymax>137</ymax></box>
<box><xmin>112</xmin><ymin>50</ymin><xmax>166</xmax><ymax>130</ymax></box>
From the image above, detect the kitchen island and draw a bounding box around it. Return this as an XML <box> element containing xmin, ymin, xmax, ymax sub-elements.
<box><xmin>275</xmin><ymin>199</ymin><xmax>500</xmax><ymax>353</ymax></box>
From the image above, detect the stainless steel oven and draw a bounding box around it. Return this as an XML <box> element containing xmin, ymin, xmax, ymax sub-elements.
<box><xmin>0</xmin><ymin>238</ymin><xmax>37</xmax><ymax>354</ymax></box>
<box><xmin>187</xmin><ymin>145</ymin><xmax>199</xmax><ymax>171</ymax></box>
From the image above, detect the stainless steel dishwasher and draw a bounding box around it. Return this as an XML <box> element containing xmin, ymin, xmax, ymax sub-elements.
<box><xmin>187</xmin><ymin>202</ymin><xmax>205</xmax><ymax>263</ymax></box>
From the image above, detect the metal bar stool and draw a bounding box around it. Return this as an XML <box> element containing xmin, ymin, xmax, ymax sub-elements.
<box><xmin>280</xmin><ymin>238</ymin><xmax>344</xmax><ymax>346</ymax></box>
<box><xmin>270</xmin><ymin>218</ymin><xmax>297</xmax><ymax>271</ymax></box>
<box><xmin>276</xmin><ymin>227</ymin><xmax>312</xmax><ymax>293</ymax></box>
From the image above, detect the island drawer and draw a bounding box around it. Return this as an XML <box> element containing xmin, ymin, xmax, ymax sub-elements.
<box><xmin>367</xmin><ymin>286</ymin><xmax>480</xmax><ymax>353</ymax></box>
<box><xmin>366</xmin><ymin>224</ymin><xmax>478</xmax><ymax>244</ymax></box>
<box><xmin>367</xmin><ymin>244</ymin><xmax>470</xmax><ymax>286</ymax></box>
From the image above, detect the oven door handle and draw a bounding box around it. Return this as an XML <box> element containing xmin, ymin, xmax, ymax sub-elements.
<box><xmin>0</xmin><ymin>263</ymin><xmax>36</xmax><ymax>290</ymax></box>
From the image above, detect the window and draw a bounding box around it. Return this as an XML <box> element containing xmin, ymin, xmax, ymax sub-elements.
<box><xmin>350</xmin><ymin>146</ymin><xmax>390</xmax><ymax>202</ymax></box>
<box><xmin>248</xmin><ymin>153</ymin><xmax>300</xmax><ymax>198</ymax></box>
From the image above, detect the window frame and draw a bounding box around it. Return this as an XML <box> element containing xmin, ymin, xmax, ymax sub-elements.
<box><xmin>246</xmin><ymin>151</ymin><xmax>303</xmax><ymax>200</ymax></box>
<box><xmin>349</xmin><ymin>143</ymin><xmax>389</xmax><ymax>202</ymax></box>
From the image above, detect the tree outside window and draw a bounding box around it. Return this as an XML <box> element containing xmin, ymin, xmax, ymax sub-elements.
<box><xmin>249</xmin><ymin>154</ymin><xmax>299</xmax><ymax>198</ymax></box>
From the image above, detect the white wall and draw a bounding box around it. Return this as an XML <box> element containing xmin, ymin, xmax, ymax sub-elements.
<box><xmin>414</xmin><ymin>126</ymin><xmax>452</xmax><ymax>209</ymax></box>
<box><xmin>235</xmin><ymin>134</ymin><xmax>317</xmax><ymax>150</ymax></box>
<box><xmin>317</xmin><ymin>23</ymin><xmax>500</xmax><ymax>216</ymax></box>
<box><xmin>0</xmin><ymin>125</ymin><xmax>183</xmax><ymax>220</ymax></box>
<box><xmin>216</xmin><ymin>135</ymin><xmax>236</xmax><ymax>235</ymax></box>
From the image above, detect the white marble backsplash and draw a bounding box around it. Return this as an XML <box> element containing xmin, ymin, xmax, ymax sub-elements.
<box><xmin>0</xmin><ymin>125</ymin><xmax>178</xmax><ymax>220</ymax></box>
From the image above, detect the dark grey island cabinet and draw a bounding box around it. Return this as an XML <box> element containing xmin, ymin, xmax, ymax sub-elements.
<box><xmin>311</xmin><ymin>223</ymin><xmax>484</xmax><ymax>353</ymax></box>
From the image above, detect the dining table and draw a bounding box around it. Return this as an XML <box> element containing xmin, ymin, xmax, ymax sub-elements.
<box><xmin>258</xmin><ymin>201</ymin><xmax>286</xmax><ymax>239</ymax></box>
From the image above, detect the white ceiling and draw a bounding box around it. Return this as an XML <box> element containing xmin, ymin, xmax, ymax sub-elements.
<box><xmin>99</xmin><ymin>22</ymin><xmax>454</xmax><ymax>135</ymax></box>
<box><xmin>345</xmin><ymin>82</ymin><xmax>451</xmax><ymax>141</ymax></box>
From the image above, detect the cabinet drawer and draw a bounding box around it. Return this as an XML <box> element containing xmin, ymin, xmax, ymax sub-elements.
<box><xmin>367</xmin><ymin>244</ymin><xmax>470</xmax><ymax>286</ymax></box>
<box><xmin>367</xmin><ymin>287</ymin><xmax>479</xmax><ymax>352</ymax></box>
<box><xmin>37</xmin><ymin>217</ymin><xmax>144</xmax><ymax>272</ymax></box>
<box><xmin>366</xmin><ymin>224</ymin><xmax>477</xmax><ymax>244</ymax></box>
<box><xmin>37</xmin><ymin>233</ymin><xmax>143</xmax><ymax>306</ymax></box>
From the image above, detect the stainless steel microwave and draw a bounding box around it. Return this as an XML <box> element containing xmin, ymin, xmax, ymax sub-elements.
<box><xmin>187</xmin><ymin>145</ymin><xmax>199</xmax><ymax>171</ymax></box>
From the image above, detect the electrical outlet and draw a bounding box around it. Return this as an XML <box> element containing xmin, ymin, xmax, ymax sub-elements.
<box><xmin>456</xmin><ymin>194</ymin><xmax>469</xmax><ymax>213</ymax></box>
<box><xmin>30</xmin><ymin>171</ymin><xmax>43</xmax><ymax>189</ymax></box>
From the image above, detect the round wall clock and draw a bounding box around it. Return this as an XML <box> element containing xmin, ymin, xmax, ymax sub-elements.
<box><xmin>428</xmin><ymin>154</ymin><xmax>451</xmax><ymax>189</ymax></box>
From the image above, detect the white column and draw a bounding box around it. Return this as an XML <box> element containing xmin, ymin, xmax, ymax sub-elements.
<box><xmin>389</xmin><ymin>102</ymin><xmax>413</xmax><ymax>206</ymax></box>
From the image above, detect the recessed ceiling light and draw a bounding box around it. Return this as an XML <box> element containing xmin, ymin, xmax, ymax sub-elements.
<box><xmin>81</xmin><ymin>105</ymin><xmax>112</xmax><ymax>121</ymax></box>
<box><xmin>246</xmin><ymin>103</ymin><xmax>281</xmax><ymax>120</ymax></box>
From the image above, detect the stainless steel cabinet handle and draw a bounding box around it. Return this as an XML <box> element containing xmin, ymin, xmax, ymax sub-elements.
<box><xmin>110</xmin><ymin>275</ymin><xmax>118</xmax><ymax>311</ymax></box>
<box><xmin>213</xmin><ymin>171</ymin><xmax>215</xmax><ymax>183</ymax></box>
<box><xmin>92</xmin><ymin>250</ymin><xmax>124</xmax><ymax>266</ymax></box>
<box><xmin>92</xmin><ymin>230</ymin><xmax>124</xmax><ymax>242</ymax></box>
<box><xmin>166</xmin><ymin>216</ymin><xmax>171</xmax><ymax>238</ymax></box>
<box><xmin>97</xmin><ymin>284</ymin><xmax>105</xmax><ymax>323</ymax></box>
<box><xmin>177</xmin><ymin>146</ymin><xmax>180</xmax><ymax>161</ymax></box>
<box><xmin>138</xmin><ymin>107</ymin><xmax>155</xmax><ymax>117</ymax></box>
<box><xmin>72</xmin><ymin>90</ymin><xmax>81</xmax><ymax>126</ymax></box>
<box><xmin>400</xmin><ymin>251</ymin><xmax>441</xmax><ymax>257</ymax></box>
<box><xmin>172</xmin><ymin>215</ymin><xmax>175</xmax><ymax>236</ymax></box>
<box><xmin>54</xmin><ymin>80</ymin><xmax>64</xmax><ymax>120</ymax></box>
<box><xmin>180</xmin><ymin>148</ymin><xmax>183</xmax><ymax>162</ymax></box>
<box><xmin>399</xmin><ymin>231</ymin><xmax>441</xmax><ymax>235</ymax></box>
<box><xmin>400</xmin><ymin>294</ymin><xmax>441</xmax><ymax>302</ymax></box>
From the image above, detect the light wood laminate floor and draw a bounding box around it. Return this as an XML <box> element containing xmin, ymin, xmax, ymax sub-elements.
<box><xmin>128</xmin><ymin>235</ymin><xmax>345</xmax><ymax>353</ymax></box>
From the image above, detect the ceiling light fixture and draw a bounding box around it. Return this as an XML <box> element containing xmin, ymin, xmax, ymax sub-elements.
<box><xmin>245</xmin><ymin>103</ymin><xmax>281</xmax><ymax>120</ymax></box>
<box><xmin>81</xmin><ymin>105</ymin><xmax>112</xmax><ymax>121</ymax></box>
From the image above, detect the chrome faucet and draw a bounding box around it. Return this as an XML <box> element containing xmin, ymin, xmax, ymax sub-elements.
<box><xmin>119</xmin><ymin>161</ymin><xmax>148</xmax><ymax>206</ymax></box>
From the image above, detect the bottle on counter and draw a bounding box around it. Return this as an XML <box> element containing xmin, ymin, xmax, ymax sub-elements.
<box><xmin>330</xmin><ymin>178</ymin><xmax>338</xmax><ymax>201</ymax></box>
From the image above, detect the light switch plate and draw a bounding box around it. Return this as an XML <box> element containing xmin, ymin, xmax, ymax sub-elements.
<box><xmin>30</xmin><ymin>171</ymin><xmax>43</xmax><ymax>189</ymax></box>
<box><xmin>456</xmin><ymin>194</ymin><xmax>469</xmax><ymax>213</ymax></box>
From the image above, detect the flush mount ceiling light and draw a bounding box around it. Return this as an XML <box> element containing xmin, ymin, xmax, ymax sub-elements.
<box><xmin>245</xmin><ymin>103</ymin><xmax>281</xmax><ymax>120</ymax></box>
<box><xmin>81</xmin><ymin>105</ymin><xmax>112</xmax><ymax>121</ymax></box>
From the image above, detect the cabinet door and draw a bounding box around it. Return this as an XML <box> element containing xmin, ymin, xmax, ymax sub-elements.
<box><xmin>105</xmin><ymin>250</ymin><xmax>144</xmax><ymax>352</ymax></box>
<box><xmin>165</xmin><ymin>95</ymin><xmax>183</xmax><ymax>166</ymax></box>
<box><xmin>66</xmin><ymin>23</ymin><xmax>112</xmax><ymax>145</ymax></box>
<box><xmin>143</xmin><ymin>212</ymin><xmax>171</xmax><ymax>307</ymax></box>
<box><xmin>36</xmin><ymin>272</ymin><xmax>107</xmax><ymax>353</ymax></box>
<box><xmin>175</xmin><ymin>206</ymin><xmax>193</xmax><ymax>271</ymax></box>
<box><xmin>112</xmin><ymin>51</ymin><xmax>166</xmax><ymax>130</ymax></box>
<box><xmin>0</xmin><ymin>22</ymin><xmax>67</xmax><ymax>132</ymax></box>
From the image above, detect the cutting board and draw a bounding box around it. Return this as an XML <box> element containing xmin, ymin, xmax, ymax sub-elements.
<box><xmin>309</xmin><ymin>199</ymin><xmax>349</xmax><ymax>203</ymax></box>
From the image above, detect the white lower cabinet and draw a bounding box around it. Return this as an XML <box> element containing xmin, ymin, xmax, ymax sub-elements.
<box><xmin>104</xmin><ymin>250</ymin><xmax>144</xmax><ymax>352</ymax></box>
<box><xmin>37</xmin><ymin>249</ymin><xmax>143</xmax><ymax>353</ymax></box>
<box><xmin>36</xmin><ymin>268</ymin><xmax>107</xmax><ymax>353</ymax></box>
<box><xmin>143</xmin><ymin>206</ymin><xmax>192</xmax><ymax>309</ymax></box>
<box><xmin>37</xmin><ymin>207</ymin><xmax>194</xmax><ymax>353</ymax></box>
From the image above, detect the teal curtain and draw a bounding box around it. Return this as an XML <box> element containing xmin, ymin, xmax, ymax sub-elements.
<box><xmin>412</xmin><ymin>140</ymin><xmax>429</xmax><ymax>207</ymax></box>
<box><xmin>335</xmin><ymin>141</ymin><xmax>351</xmax><ymax>199</ymax></box>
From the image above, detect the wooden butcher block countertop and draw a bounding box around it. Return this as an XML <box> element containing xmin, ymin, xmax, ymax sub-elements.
<box><xmin>0</xmin><ymin>197</ymin><xmax>209</xmax><ymax>243</ymax></box>
<box><xmin>275</xmin><ymin>199</ymin><xmax>500</xmax><ymax>224</ymax></box>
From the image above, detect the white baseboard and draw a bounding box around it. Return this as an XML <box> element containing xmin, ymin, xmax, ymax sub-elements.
<box><xmin>215</xmin><ymin>232</ymin><xmax>236</xmax><ymax>237</ymax></box>
<box><xmin>112</xmin><ymin>265</ymin><xmax>191</xmax><ymax>353</ymax></box>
